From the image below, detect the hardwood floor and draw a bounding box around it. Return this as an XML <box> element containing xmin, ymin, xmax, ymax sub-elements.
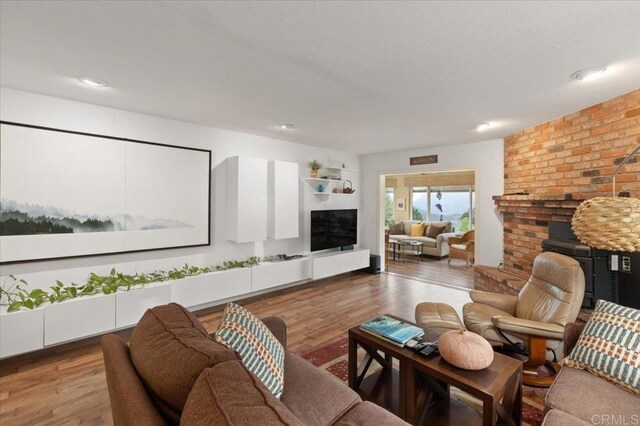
<box><xmin>0</xmin><ymin>269</ymin><xmax>473</xmax><ymax>425</ymax></box>
<box><xmin>386</xmin><ymin>256</ymin><xmax>474</xmax><ymax>290</ymax></box>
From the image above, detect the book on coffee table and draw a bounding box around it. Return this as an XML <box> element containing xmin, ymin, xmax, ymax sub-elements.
<box><xmin>359</xmin><ymin>315</ymin><xmax>424</xmax><ymax>347</ymax></box>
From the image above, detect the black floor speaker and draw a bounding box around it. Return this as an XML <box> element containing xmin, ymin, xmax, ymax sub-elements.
<box><xmin>367</xmin><ymin>255</ymin><xmax>381</xmax><ymax>274</ymax></box>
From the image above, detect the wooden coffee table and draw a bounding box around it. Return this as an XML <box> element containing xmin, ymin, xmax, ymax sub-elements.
<box><xmin>348</xmin><ymin>316</ymin><xmax>522</xmax><ymax>425</ymax></box>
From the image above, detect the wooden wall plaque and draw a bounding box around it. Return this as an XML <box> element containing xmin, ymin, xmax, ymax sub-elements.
<box><xmin>410</xmin><ymin>155</ymin><xmax>438</xmax><ymax>166</ymax></box>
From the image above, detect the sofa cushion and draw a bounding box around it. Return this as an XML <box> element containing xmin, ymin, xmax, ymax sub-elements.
<box><xmin>426</xmin><ymin>223</ymin><xmax>447</xmax><ymax>238</ymax></box>
<box><xmin>333</xmin><ymin>401</ymin><xmax>408</xmax><ymax>425</ymax></box>
<box><xmin>407</xmin><ymin>236</ymin><xmax>437</xmax><ymax>248</ymax></box>
<box><xmin>281</xmin><ymin>352</ymin><xmax>361</xmax><ymax>425</ymax></box>
<box><xmin>129</xmin><ymin>303</ymin><xmax>238</xmax><ymax>415</ymax></box>
<box><xmin>403</xmin><ymin>220</ymin><xmax>422</xmax><ymax>235</ymax></box>
<box><xmin>564</xmin><ymin>299</ymin><xmax>640</xmax><ymax>395</ymax></box>
<box><xmin>389</xmin><ymin>222</ymin><xmax>404</xmax><ymax>234</ymax></box>
<box><xmin>410</xmin><ymin>223</ymin><xmax>425</xmax><ymax>237</ymax></box>
<box><xmin>545</xmin><ymin>366</ymin><xmax>640</xmax><ymax>424</ymax></box>
<box><xmin>215</xmin><ymin>303</ymin><xmax>285</xmax><ymax>398</ymax></box>
<box><xmin>542</xmin><ymin>409</ymin><xmax>589</xmax><ymax>426</ymax></box>
<box><xmin>180</xmin><ymin>361</ymin><xmax>303</xmax><ymax>426</ymax></box>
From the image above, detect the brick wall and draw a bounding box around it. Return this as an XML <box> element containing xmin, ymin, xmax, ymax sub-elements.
<box><xmin>505</xmin><ymin>89</ymin><xmax>640</xmax><ymax>199</ymax></box>
<box><xmin>501</xmin><ymin>89</ymin><xmax>640</xmax><ymax>278</ymax></box>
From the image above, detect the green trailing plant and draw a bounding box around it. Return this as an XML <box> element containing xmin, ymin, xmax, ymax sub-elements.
<box><xmin>0</xmin><ymin>256</ymin><xmax>263</xmax><ymax>313</ymax></box>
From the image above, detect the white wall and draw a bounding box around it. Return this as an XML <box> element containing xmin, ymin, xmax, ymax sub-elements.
<box><xmin>360</xmin><ymin>139</ymin><xmax>504</xmax><ymax>267</ymax></box>
<box><xmin>0</xmin><ymin>88</ymin><xmax>360</xmax><ymax>287</ymax></box>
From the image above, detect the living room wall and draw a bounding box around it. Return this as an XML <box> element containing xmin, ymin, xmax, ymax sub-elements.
<box><xmin>360</xmin><ymin>139</ymin><xmax>504</xmax><ymax>267</ymax></box>
<box><xmin>501</xmin><ymin>89</ymin><xmax>640</xmax><ymax>277</ymax></box>
<box><xmin>0</xmin><ymin>88</ymin><xmax>361</xmax><ymax>288</ymax></box>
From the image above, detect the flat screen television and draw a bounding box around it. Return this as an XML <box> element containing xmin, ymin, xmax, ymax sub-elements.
<box><xmin>310</xmin><ymin>209</ymin><xmax>357</xmax><ymax>252</ymax></box>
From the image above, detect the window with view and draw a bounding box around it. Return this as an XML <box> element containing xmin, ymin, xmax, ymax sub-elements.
<box><xmin>385</xmin><ymin>188</ymin><xmax>394</xmax><ymax>227</ymax></box>
<box><xmin>411</xmin><ymin>185</ymin><xmax>474</xmax><ymax>232</ymax></box>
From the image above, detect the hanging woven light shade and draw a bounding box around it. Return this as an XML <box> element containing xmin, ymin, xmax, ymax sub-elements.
<box><xmin>572</xmin><ymin>197</ymin><xmax>640</xmax><ymax>251</ymax></box>
<box><xmin>571</xmin><ymin>137</ymin><xmax>640</xmax><ymax>252</ymax></box>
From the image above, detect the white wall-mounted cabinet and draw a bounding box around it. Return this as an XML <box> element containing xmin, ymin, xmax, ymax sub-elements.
<box><xmin>171</xmin><ymin>268</ymin><xmax>252</xmax><ymax>309</ymax></box>
<box><xmin>115</xmin><ymin>282</ymin><xmax>172</xmax><ymax>328</ymax></box>
<box><xmin>312</xmin><ymin>249</ymin><xmax>370</xmax><ymax>280</ymax></box>
<box><xmin>251</xmin><ymin>258</ymin><xmax>311</xmax><ymax>292</ymax></box>
<box><xmin>226</xmin><ymin>156</ymin><xmax>268</xmax><ymax>243</ymax></box>
<box><xmin>0</xmin><ymin>307</ymin><xmax>44</xmax><ymax>358</ymax></box>
<box><xmin>44</xmin><ymin>293</ymin><xmax>116</xmax><ymax>346</ymax></box>
<box><xmin>268</xmin><ymin>160</ymin><xmax>299</xmax><ymax>240</ymax></box>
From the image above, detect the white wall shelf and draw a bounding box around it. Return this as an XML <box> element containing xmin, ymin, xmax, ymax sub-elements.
<box><xmin>311</xmin><ymin>249</ymin><xmax>370</xmax><ymax>280</ymax></box>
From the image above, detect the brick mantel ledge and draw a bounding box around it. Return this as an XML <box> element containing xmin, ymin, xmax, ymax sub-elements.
<box><xmin>493</xmin><ymin>194</ymin><xmax>583</xmax><ymax>223</ymax></box>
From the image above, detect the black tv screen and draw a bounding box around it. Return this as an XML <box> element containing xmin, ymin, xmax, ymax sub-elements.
<box><xmin>311</xmin><ymin>209</ymin><xmax>357</xmax><ymax>252</ymax></box>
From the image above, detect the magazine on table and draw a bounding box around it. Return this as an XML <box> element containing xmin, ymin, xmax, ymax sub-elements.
<box><xmin>359</xmin><ymin>315</ymin><xmax>424</xmax><ymax>346</ymax></box>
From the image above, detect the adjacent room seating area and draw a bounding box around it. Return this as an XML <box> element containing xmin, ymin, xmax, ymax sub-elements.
<box><xmin>1</xmin><ymin>2</ymin><xmax>638</xmax><ymax>426</ymax></box>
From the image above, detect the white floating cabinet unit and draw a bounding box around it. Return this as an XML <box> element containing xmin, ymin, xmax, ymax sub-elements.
<box><xmin>115</xmin><ymin>282</ymin><xmax>172</xmax><ymax>328</ymax></box>
<box><xmin>171</xmin><ymin>268</ymin><xmax>252</xmax><ymax>309</ymax></box>
<box><xmin>226</xmin><ymin>156</ymin><xmax>268</xmax><ymax>243</ymax></box>
<box><xmin>0</xmin><ymin>307</ymin><xmax>45</xmax><ymax>358</ymax></box>
<box><xmin>268</xmin><ymin>160</ymin><xmax>299</xmax><ymax>240</ymax></box>
<box><xmin>312</xmin><ymin>249</ymin><xmax>370</xmax><ymax>280</ymax></box>
<box><xmin>251</xmin><ymin>258</ymin><xmax>311</xmax><ymax>292</ymax></box>
<box><xmin>44</xmin><ymin>293</ymin><xmax>116</xmax><ymax>346</ymax></box>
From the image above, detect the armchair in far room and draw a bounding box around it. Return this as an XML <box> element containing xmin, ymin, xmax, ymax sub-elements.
<box><xmin>448</xmin><ymin>230</ymin><xmax>475</xmax><ymax>266</ymax></box>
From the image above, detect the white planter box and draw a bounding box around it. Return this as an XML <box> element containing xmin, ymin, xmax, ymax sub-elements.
<box><xmin>0</xmin><ymin>307</ymin><xmax>45</xmax><ymax>358</ymax></box>
<box><xmin>115</xmin><ymin>282</ymin><xmax>172</xmax><ymax>328</ymax></box>
<box><xmin>252</xmin><ymin>259</ymin><xmax>311</xmax><ymax>292</ymax></box>
<box><xmin>44</xmin><ymin>293</ymin><xmax>116</xmax><ymax>346</ymax></box>
<box><xmin>312</xmin><ymin>249</ymin><xmax>370</xmax><ymax>280</ymax></box>
<box><xmin>171</xmin><ymin>268</ymin><xmax>252</xmax><ymax>308</ymax></box>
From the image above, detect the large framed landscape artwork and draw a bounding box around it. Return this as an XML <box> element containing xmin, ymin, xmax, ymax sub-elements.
<box><xmin>0</xmin><ymin>122</ymin><xmax>212</xmax><ymax>263</ymax></box>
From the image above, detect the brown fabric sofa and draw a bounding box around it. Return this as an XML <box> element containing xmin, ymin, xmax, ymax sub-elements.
<box><xmin>102</xmin><ymin>303</ymin><xmax>407</xmax><ymax>426</ymax></box>
<box><xmin>542</xmin><ymin>322</ymin><xmax>640</xmax><ymax>425</ymax></box>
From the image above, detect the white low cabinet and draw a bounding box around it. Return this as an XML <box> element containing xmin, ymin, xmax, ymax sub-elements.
<box><xmin>44</xmin><ymin>293</ymin><xmax>116</xmax><ymax>346</ymax></box>
<box><xmin>0</xmin><ymin>307</ymin><xmax>44</xmax><ymax>358</ymax></box>
<box><xmin>115</xmin><ymin>282</ymin><xmax>172</xmax><ymax>328</ymax></box>
<box><xmin>312</xmin><ymin>249</ymin><xmax>370</xmax><ymax>280</ymax></box>
<box><xmin>171</xmin><ymin>268</ymin><xmax>252</xmax><ymax>309</ymax></box>
<box><xmin>251</xmin><ymin>258</ymin><xmax>311</xmax><ymax>292</ymax></box>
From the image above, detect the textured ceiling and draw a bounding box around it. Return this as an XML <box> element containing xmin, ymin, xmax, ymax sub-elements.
<box><xmin>1</xmin><ymin>1</ymin><xmax>639</xmax><ymax>154</ymax></box>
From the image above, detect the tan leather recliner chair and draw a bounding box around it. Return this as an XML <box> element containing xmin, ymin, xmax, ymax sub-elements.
<box><xmin>463</xmin><ymin>251</ymin><xmax>585</xmax><ymax>387</ymax></box>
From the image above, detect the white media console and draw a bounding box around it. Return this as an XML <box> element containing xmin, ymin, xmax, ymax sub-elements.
<box><xmin>0</xmin><ymin>248</ymin><xmax>370</xmax><ymax>358</ymax></box>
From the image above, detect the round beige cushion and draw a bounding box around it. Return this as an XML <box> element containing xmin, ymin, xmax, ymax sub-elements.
<box><xmin>438</xmin><ymin>329</ymin><xmax>494</xmax><ymax>370</ymax></box>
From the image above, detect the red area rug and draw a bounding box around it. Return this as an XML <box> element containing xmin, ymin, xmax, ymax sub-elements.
<box><xmin>302</xmin><ymin>337</ymin><xmax>546</xmax><ymax>426</ymax></box>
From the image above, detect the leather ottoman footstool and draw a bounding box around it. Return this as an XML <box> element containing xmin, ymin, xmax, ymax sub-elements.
<box><xmin>415</xmin><ymin>302</ymin><xmax>465</xmax><ymax>341</ymax></box>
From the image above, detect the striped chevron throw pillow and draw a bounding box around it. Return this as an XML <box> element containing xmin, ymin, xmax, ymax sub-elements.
<box><xmin>565</xmin><ymin>299</ymin><xmax>640</xmax><ymax>395</ymax></box>
<box><xmin>214</xmin><ymin>302</ymin><xmax>285</xmax><ymax>398</ymax></box>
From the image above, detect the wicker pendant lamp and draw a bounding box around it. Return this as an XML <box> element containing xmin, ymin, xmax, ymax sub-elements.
<box><xmin>571</xmin><ymin>137</ymin><xmax>640</xmax><ymax>252</ymax></box>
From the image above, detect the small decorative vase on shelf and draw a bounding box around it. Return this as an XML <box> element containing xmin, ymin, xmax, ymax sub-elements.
<box><xmin>308</xmin><ymin>159</ymin><xmax>322</xmax><ymax>179</ymax></box>
<box><xmin>317</xmin><ymin>184</ymin><xmax>324</xmax><ymax>193</ymax></box>
<box><xmin>310</xmin><ymin>169</ymin><xmax>318</xmax><ymax>178</ymax></box>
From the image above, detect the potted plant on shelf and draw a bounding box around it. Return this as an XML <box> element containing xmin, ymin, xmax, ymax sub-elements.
<box><xmin>308</xmin><ymin>159</ymin><xmax>322</xmax><ymax>178</ymax></box>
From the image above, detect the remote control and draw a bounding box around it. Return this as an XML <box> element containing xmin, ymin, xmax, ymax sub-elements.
<box><xmin>417</xmin><ymin>342</ymin><xmax>439</xmax><ymax>357</ymax></box>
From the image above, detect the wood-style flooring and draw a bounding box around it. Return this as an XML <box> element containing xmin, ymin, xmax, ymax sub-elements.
<box><xmin>0</xmin><ymin>262</ymin><xmax>474</xmax><ymax>425</ymax></box>
<box><xmin>386</xmin><ymin>256</ymin><xmax>474</xmax><ymax>290</ymax></box>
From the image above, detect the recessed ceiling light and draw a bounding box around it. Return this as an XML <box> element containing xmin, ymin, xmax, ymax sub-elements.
<box><xmin>77</xmin><ymin>76</ymin><xmax>109</xmax><ymax>87</ymax></box>
<box><xmin>278</xmin><ymin>124</ymin><xmax>295</xmax><ymax>130</ymax></box>
<box><xmin>476</xmin><ymin>122</ymin><xmax>491</xmax><ymax>132</ymax></box>
<box><xmin>570</xmin><ymin>67</ymin><xmax>607</xmax><ymax>82</ymax></box>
